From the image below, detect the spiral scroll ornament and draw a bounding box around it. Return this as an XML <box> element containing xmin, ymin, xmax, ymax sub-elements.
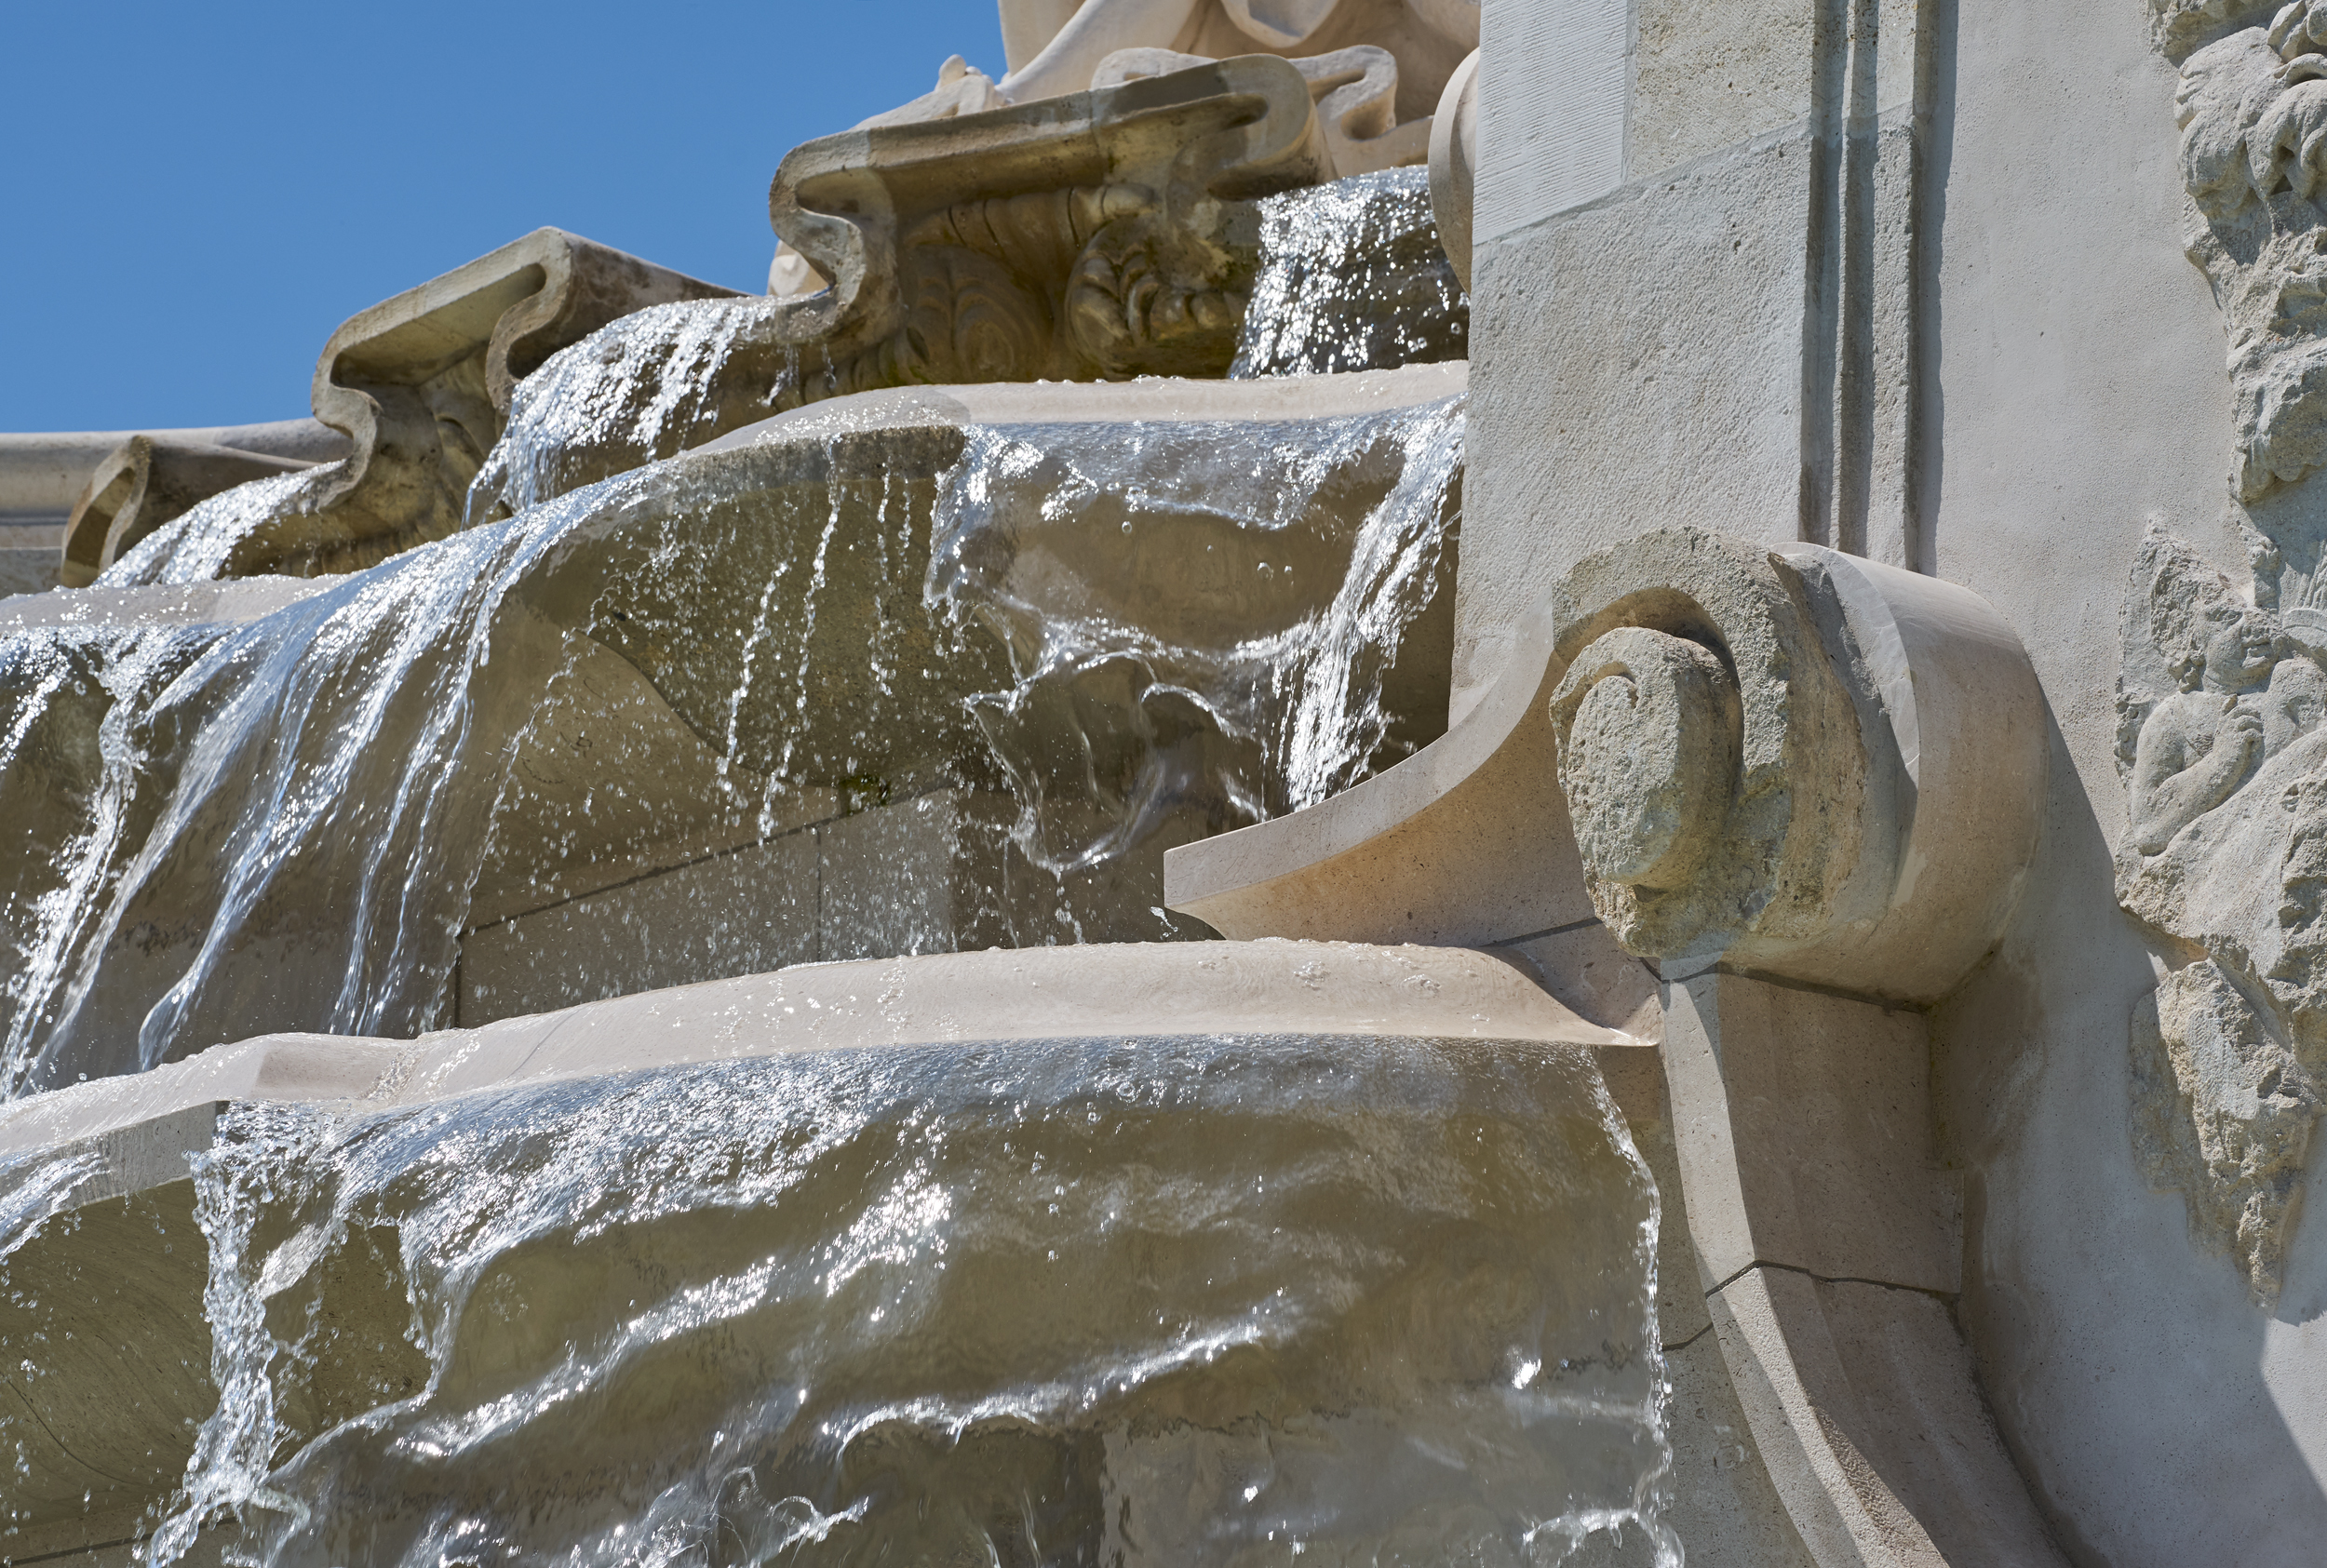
<box><xmin>1550</xmin><ymin>626</ymin><xmax>1740</xmax><ymax>893</ymax></box>
<box><xmin>1544</xmin><ymin>529</ymin><xmax>1871</xmax><ymax>962</ymax></box>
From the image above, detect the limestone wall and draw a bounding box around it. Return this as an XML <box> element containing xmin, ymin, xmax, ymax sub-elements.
<box><xmin>1462</xmin><ymin>0</ymin><xmax>2327</xmax><ymax>1561</ymax></box>
<box><xmin>1933</xmin><ymin>4</ymin><xmax>2327</xmax><ymax>1563</ymax></box>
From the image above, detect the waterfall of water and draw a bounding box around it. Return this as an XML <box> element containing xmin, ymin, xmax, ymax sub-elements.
<box><xmin>136</xmin><ymin>1037</ymin><xmax>1673</xmax><ymax>1568</ymax></box>
<box><xmin>1</xmin><ymin>617</ymin><xmax>263</xmax><ymax>1092</ymax></box>
<box><xmin>101</xmin><ymin>471</ymin><xmax>324</xmax><ymax>588</ymax></box>
<box><xmin>0</xmin><ymin>469</ymin><xmax>684</xmax><ymax>1095</ymax></box>
<box><xmin>469</xmin><ymin>298</ymin><xmax>800</xmax><ymax>528</ymax></box>
<box><xmin>455</xmin><ymin>173</ymin><xmax>1466</xmax><ymax>532</ymax></box>
<box><xmin>0</xmin><ymin>385</ymin><xmax>1460</xmax><ymax>1095</ymax></box>
<box><xmin>928</xmin><ymin>393</ymin><xmax>1462</xmax><ymax>876</ymax></box>
<box><xmin>1230</xmin><ymin>169</ymin><xmax>1470</xmax><ymax>381</ymax></box>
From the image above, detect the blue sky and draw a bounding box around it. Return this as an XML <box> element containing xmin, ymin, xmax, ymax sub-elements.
<box><xmin>0</xmin><ymin>2</ymin><xmax>1006</xmax><ymax>433</ymax></box>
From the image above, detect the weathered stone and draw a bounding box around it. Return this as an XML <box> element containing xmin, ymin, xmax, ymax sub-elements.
<box><xmin>2132</xmin><ymin>960</ymin><xmax>2318</xmax><ymax>1299</ymax></box>
<box><xmin>2114</xmin><ymin>522</ymin><xmax>2327</xmax><ymax>1298</ymax></box>
<box><xmin>1093</xmin><ymin>44</ymin><xmax>1434</xmax><ymax>175</ymax></box>
<box><xmin>0</xmin><ymin>526</ymin><xmax>62</xmax><ymax>600</ymax></box>
<box><xmin>2153</xmin><ymin>0</ymin><xmax>2278</xmax><ymax>61</ymax></box>
<box><xmin>1550</xmin><ymin>624</ymin><xmax>1738</xmax><ymax>897</ymax></box>
<box><xmin>2176</xmin><ymin>18</ymin><xmax>2327</xmax><ymax>506</ymax></box>
<box><xmin>103</xmin><ymin>230</ymin><xmax>737</xmax><ymax>584</ymax></box>
<box><xmin>59</xmin><ymin>436</ymin><xmax>320</xmax><ymax>588</ymax></box>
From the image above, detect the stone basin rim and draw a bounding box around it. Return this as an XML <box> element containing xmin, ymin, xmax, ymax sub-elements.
<box><xmin>0</xmin><ymin>938</ymin><xmax>1634</xmax><ymax>1175</ymax></box>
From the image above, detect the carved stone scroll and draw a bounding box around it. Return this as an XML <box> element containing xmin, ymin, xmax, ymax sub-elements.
<box><xmin>1165</xmin><ymin>526</ymin><xmax>2048</xmax><ymax>1004</ymax></box>
<box><xmin>1161</xmin><ymin>529</ymin><xmax>2058</xmax><ymax>1563</ymax></box>
<box><xmin>989</xmin><ymin>0</ymin><xmax>1479</xmax><ymax>124</ymax></box>
<box><xmin>1545</xmin><ymin>531</ymin><xmax>1871</xmax><ymax>969</ymax></box>
<box><xmin>1542</xmin><ymin>529</ymin><xmax>2047</xmax><ymax>998</ymax></box>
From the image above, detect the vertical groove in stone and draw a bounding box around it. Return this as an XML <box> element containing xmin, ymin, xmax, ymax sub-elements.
<box><xmin>1799</xmin><ymin>0</ymin><xmax>1849</xmax><ymax>549</ymax></box>
<box><xmin>1810</xmin><ymin>0</ymin><xmax>1939</xmax><ymax>570</ymax></box>
<box><xmin>1834</xmin><ymin>0</ymin><xmax>1884</xmax><ymax>559</ymax></box>
<box><xmin>1902</xmin><ymin>0</ymin><xmax>1948</xmax><ymax>575</ymax></box>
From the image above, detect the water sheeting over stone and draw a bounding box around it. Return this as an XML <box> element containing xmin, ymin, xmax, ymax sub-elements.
<box><xmin>0</xmin><ymin>381</ymin><xmax>1459</xmax><ymax>1095</ymax></box>
<box><xmin>469</xmin><ymin>298</ymin><xmax>802</xmax><ymax>528</ymax></box>
<box><xmin>1231</xmin><ymin>168</ymin><xmax>1469</xmax><ymax>379</ymax></box>
<box><xmin>102</xmin><ymin>469</ymin><xmax>334</xmax><ymax>586</ymax></box>
<box><xmin>137</xmin><ymin>1036</ymin><xmax>1671</xmax><ymax>1568</ymax></box>
<box><xmin>459</xmin><ymin>174</ymin><xmax>1467</xmax><ymax>529</ymax></box>
<box><xmin>931</xmin><ymin>394</ymin><xmax>1462</xmax><ymax>871</ymax></box>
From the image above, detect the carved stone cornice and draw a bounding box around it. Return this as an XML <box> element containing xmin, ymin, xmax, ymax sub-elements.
<box><xmin>84</xmin><ymin>229</ymin><xmax>737</xmax><ymax>583</ymax></box>
<box><xmin>770</xmin><ymin>54</ymin><xmax>1329</xmax><ymax>397</ymax></box>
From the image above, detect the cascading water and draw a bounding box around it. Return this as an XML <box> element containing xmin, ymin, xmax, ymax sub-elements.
<box><xmin>0</xmin><ymin>56</ymin><xmax>1690</xmax><ymax>1568</ymax></box>
<box><xmin>129</xmin><ymin>1036</ymin><xmax>1673</xmax><ymax>1568</ymax></box>
<box><xmin>100</xmin><ymin>472</ymin><xmax>322</xmax><ymax>588</ymax></box>
<box><xmin>455</xmin><ymin>173</ymin><xmax>1465</xmax><ymax>531</ymax></box>
<box><xmin>0</xmin><ymin>442</ymin><xmax>988</xmax><ymax>1094</ymax></box>
<box><xmin>1230</xmin><ymin>169</ymin><xmax>1469</xmax><ymax>381</ymax></box>
<box><xmin>467</xmin><ymin>298</ymin><xmax>801</xmax><ymax>528</ymax></box>
<box><xmin>0</xmin><ymin>384</ymin><xmax>1460</xmax><ymax>1095</ymax></box>
<box><xmin>927</xmin><ymin>394</ymin><xmax>1462</xmax><ymax>874</ymax></box>
<box><xmin>79</xmin><ymin>172</ymin><xmax>1467</xmax><ymax>599</ymax></box>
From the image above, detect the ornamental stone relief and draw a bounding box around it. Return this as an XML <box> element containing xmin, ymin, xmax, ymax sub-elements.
<box><xmin>2116</xmin><ymin>527</ymin><xmax>2327</xmax><ymax>1299</ymax></box>
<box><xmin>2115</xmin><ymin>2</ymin><xmax>2327</xmax><ymax>1300</ymax></box>
<box><xmin>2178</xmin><ymin>5</ymin><xmax>2327</xmax><ymax>510</ymax></box>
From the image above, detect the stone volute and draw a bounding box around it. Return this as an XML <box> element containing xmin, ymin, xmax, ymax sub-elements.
<box><xmin>1541</xmin><ymin>527</ymin><xmax>2047</xmax><ymax>1001</ymax></box>
<box><xmin>1165</xmin><ymin>524</ymin><xmax>2048</xmax><ymax>1006</ymax></box>
<box><xmin>1164</xmin><ymin>527</ymin><xmax>2062</xmax><ymax>1565</ymax></box>
<box><xmin>1545</xmin><ymin>529</ymin><xmax>1869</xmax><ymax>972</ymax></box>
<box><xmin>1549</xmin><ymin>623</ymin><xmax>1737</xmax><ymax>903</ymax></box>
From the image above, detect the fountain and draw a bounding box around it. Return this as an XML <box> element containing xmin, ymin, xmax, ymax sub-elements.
<box><xmin>5</xmin><ymin>0</ymin><xmax>2319</xmax><ymax>1564</ymax></box>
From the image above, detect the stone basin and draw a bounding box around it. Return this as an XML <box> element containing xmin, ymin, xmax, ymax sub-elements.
<box><xmin>0</xmin><ymin>940</ymin><xmax>1645</xmax><ymax>1566</ymax></box>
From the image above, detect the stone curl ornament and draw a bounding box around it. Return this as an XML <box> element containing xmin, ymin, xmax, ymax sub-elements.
<box><xmin>1544</xmin><ymin>528</ymin><xmax>2046</xmax><ymax>1000</ymax></box>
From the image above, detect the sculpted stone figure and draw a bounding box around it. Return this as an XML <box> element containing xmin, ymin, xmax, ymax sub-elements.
<box><xmin>990</xmin><ymin>0</ymin><xmax>1476</xmax><ymax>116</ymax></box>
<box><xmin>2126</xmin><ymin>583</ymin><xmax>2322</xmax><ymax>854</ymax></box>
<box><xmin>2124</xmin><ymin>4</ymin><xmax>2327</xmax><ymax>1300</ymax></box>
<box><xmin>2178</xmin><ymin>7</ymin><xmax>2327</xmax><ymax>509</ymax></box>
<box><xmin>888</xmin><ymin>0</ymin><xmax>1478</xmax><ymax>120</ymax></box>
<box><xmin>2117</xmin><ymin>526</ymin><xmax>2327</xmax><ymax>1298</ymax></box>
